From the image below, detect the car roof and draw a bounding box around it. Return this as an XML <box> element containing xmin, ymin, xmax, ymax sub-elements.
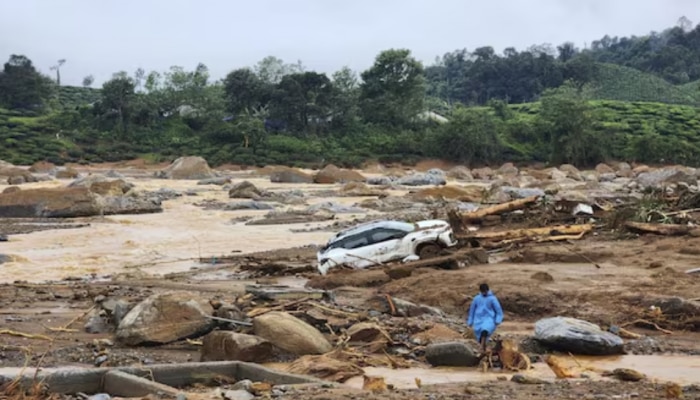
<box><xmin>328</xmin><ymin>219</ymin><xmax>415</xmax><ymax>242</ymax></box>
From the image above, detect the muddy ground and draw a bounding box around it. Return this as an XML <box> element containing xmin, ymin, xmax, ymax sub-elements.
<box><xmin>1</xmin><ymin>160</ymin><xmax>700</xmax><ymax>399</ymax></box>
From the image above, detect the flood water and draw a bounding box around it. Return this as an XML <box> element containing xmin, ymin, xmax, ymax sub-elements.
<box><xmin>340</xmin><ymin>354</ymin><xmax>700</xmax><ymax>388</ymax></box>
<box><xmin>0</xmin><ymin>176</ymin><xmax>377</xmax><ymax>283</ymax></box>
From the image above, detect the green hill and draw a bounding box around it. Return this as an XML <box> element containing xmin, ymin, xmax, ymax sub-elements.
<box><xmin>589</xmin><ymin>64</ymin><xmax>700</xmax><ymax>106</ymax></box>
<box><xmin>57</xmin><ymin>86</ymin><xmax>101</xmax><ymax>109</ymax></box>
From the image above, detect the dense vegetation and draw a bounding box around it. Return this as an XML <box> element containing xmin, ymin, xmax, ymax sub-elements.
<box><xmin>1</xmin><ymin>19</ymin><xmax>700</xmax><ymax>168</ymax></box>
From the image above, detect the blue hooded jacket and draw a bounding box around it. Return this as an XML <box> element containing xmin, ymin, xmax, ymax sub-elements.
<box><xmin>466</xmin><ymin>290</ymin><xmax>503</xmax><ymax>341</ymax></box>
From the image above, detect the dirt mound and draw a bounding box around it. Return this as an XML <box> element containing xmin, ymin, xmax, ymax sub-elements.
<box><xmin>410</xmin><ymin>185</ymin><xmax>484</xmax><ymax>202</ymax></box>
<box><xmin>306</xmin><ymin>270</ymin><xmax>391</xmax><ymax>290</ymax></box>
<box><xmin>314</xmin><ymin>164</ymin><xmax>366</xmax><ymax>184</ymax></box>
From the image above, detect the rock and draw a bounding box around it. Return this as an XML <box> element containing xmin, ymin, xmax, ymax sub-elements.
<box><xmin>346</xmin><ymin>322</ymin><xmax>390</xmax><ymax>343</ymax></box>
<box><xmin>100</xmin><ymin>196</ymin><xmax>163</xmax><ymax>215</ymax></box>
<box><xmin>225</xmin><ymin>201</ymin><xmax>276</xmax><ymax>210</ymax></box>
<box><xmin>425</xmin><ymin>342</ymin><xmax>480</xmax><ymax>367</ymax></box>
<box><xmin>197</xmin><ymin>177</ymin><xmax>231</xmax><ymax>186</ymax></box>
<box><xmin>286</xmin><ymin>354</ymin><xmax>364</xmax><ymax>383</ymax></box>
<box><xmin>253</xmin><ymin>311</ymin><xmax>332</xmax><ymax>355</ymax></box>
<box><xmin>411</xmin><ymin>185</ymin><xmax>484</xmax><ymax>202</ymax></box>
<box><xmin>55</xmin><ymin>167</ymin><xmax>80</xmax><ymax>179</ymax></box>
<box><xmin>390</xmin><ymin>297</ymin><xmax>443</xmax><ymax>317</ymax></box>
<box><xmin>305</xmin><ymin>202</ymin><xmax>365</xmax><ymax>214</ymax></box>
<box><xmin>200</xmin><ymin>331</ymin><xmax>274</xmax><ymax>362</ymax></box>
<box><xmin>472</xmin><ymin>167</ymin><xmax>494</xmax><ymax>180</ymax></box>
<box><xmin>595</xmin><ymin>163</ymin><xmax>615</xmax><ymax>174</ymax></box>
<box><xmin>531</xmin><ymin>271</ymin><xmax>554</xmax><ymax>282</ymax></box>
<box><xmin>0</xmin><ymin>254</ymin><xmax>12</xmax><ymax>264</ymax></box>
<box><xmin>101</xmin><ymin>298</ymin><xmax>131</xmax><ymax>325</ymax></box>
<box><xmin>314</xmin><ymin>164</ymin><xmax>365</xmax><ymax>184</ymax></box>
<box><xmin>88</xmin><ymin>394</ymin><xmax>111</xmax><ymax>400</ymax></box>
<box><xmin>511</xmin><ymin>374</ymin><xmax>549</xmax><ymax>385</ymax></box>
<box><xmin>366</xmin><ymin>176</ymin><xmax>395</xmax><ymax>186</ymax></box>
<box><xmin>534</xmin><ymin>317</ymin><xmax>624</xmax><ymax>355</ymax></box>
<box><xmin>636</xmin><ymin>167</ymin><xmax>697</xmax><ymax>189</ymax></box>
<box><xmin>147</xmin><ymin>188</ymin><xmax>183</xmax><ymax>201</ymax></box>
<box><xmin>338</xmin><ymin>182</ymin><xmax>385</xmax><ymax>197</ymax></box>
<box><xmin>648</xmin><ymin>296</ymin><xmax>700</xmax><ymax>317</ymax></box>
<box><xmin>447</xmin><ymin>166</ymin><xmax>473</xmax><ymax>181</ymax></box>
<box><xmin>500</xmin><ymin>187</ymin><xmax>545</xmax><ymax>199</ymax></box>
<box><xmin>223</xmin><ymin>390</ymin><xmax>254</xmax><ymax>400</ymax></box>
<box><xmin>231</xmin><ymin>380</ymin><xmax>253</xmax><ymax>392</ymax></box>
<box><xmin>412</xmin><ymin>324</ymin><xmax>463</xmax><ymax>344</ymax></box>
<box><xmin>228</xmin><ymin>181</ymin><xmax>267</xmax><ymax>199</ymax></box>
<box><xmin>599</xmin><ymin>173</ymin><xmax>617</xmax><ymax>182</ymax></box>
<box><xmin>610</xmin><ymin>368</ymin><xmax>646</xmax><ymax>382</ymax></box>
<box><xmin>559</xmin><ymin>164</ymin><xmax>580</xmax><ymax>175</ymax></box>
<box><xmin>2</xmin><ymin>186</ymin><xmax>20</xmax><ymax>194</ymax></box>
<box><xmin>0</xmin><ymin>167</ymin><xmax>37</xmax><ymax>185</ymax></box>
<box><xmin>28</xmin><ymin>161</ymin><xmax>56</xmax><ymax>174</ymax></box>
<box><xmin>156</xmin><ymin>156</ymin><xmax>215</xmax><ymax>180</ymax></box>
<box><xmin>396</xmin><ymin>172</ymin><xmax>446</xmax><ymax>186</ymax></box>
<box><xmin>104</xmin><ymin>170</ymin><xmax>125</xmax><ymax>178</ymax></box>
<box><xmin>69</xmin><ymin>175</ymin><xmax>134</xmax><ymax>196</ymax></box>
<box><xmin>0</xmin><ymin>187</ymin><xmax>101</xmax><ymax>218</ymax></box>
<box><xmin>0</xmin><ymin>234</ymin><xmax>7</xmax><ymax>242</ymax></box>
<box><xmin>616</xmin><ymin>162</ymin><xmax>634</xmax><ymax>178</ymax></box>
<box><xmin>580</xmin><ymin>171</ymin><xmax>599</xmax><ymax>182</ymax></box>
<box><xmin>116</xmin><ymin>292</ymin><xmax>215</xmax><ymax>346</ymax></box>
<box><xmin>84</xmin><ymin>314</ymin><xmax>110</xmax><ymax>334</ymax></box>
<box><xmin>498</xmin><ymin>163</ymin><xmax>519</xmax><ymax>177</ymax></box>
<box><xmin>269</xmin><ymin>167</ymin><xmax>314</xmax><ymax>184</ymax></box>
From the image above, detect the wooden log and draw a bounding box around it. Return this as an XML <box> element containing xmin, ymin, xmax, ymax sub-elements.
<box><xmin>461</xmin><ymin>224</ymin><xmax>593</xmax><ymax>242</ymax></box>
<box><xmin>455</xmin><ymin>196</ymin><xmax>540</xmax><ymax>223</ymax></box>
<box><xmin>624</xmin><ymin>221</ymin><xmax>693</xmax><ymax>236</ymax></box>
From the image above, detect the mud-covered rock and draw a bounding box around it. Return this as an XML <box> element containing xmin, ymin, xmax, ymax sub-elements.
<box><xmin>366</xmin><ymin>176</ymin><xmax>395</xmax><ymax>186</ymax></box>
<box><xmin>338</xmin><ymin>182</ymin><xmax>386</xmax><ymax>197</ymax></box>
<box><xmin>228</xmin><ymin>181</ymin><xmax>267</xmax><ymax>199</ymax></box>
<box><xmin>200</xmin><ymin>331</ymin><xmax>274</xmax><ymax>362</ymax></box>
<box><xmin>534</xmin><ymin>317</ymin><xmax>624</xmax><ymax>355</ymax></box>
<box><xmin>314</xmin><ymin>164</ymin><xmax>365</xmax><ymax>184</ymax></box>
<box><xmin>116</xmin><ymin>292</ymin><xmax>215</xmax><ymax>345</ymax></box>
<box><xmin>253</xmin><ymin>311</ymin><xmax>332</xmax><ymax>355</ymax></box>
<box><xmin>100</xmin><ymin>195</ymin><xmax>163</xmax><ymax>215</ymax></box>
<box><xmin>197</xmin><ymin>177</ymin><xmax>231</xmax><ymax>186</ymax></box>
<box><xmin>269</xmin><ymin>167</ymin><xmax>314</xmax><ymax>184</ymax></box>
<box><xmin>156</xmin><ymin>156</ymin><xmax>215</xmax><ymax>180</ymax></box>
<box><xmin>0</xmin><ymin>187</ymin><xmax>101</xmax><ymax>218</ymax></box>
<box><xmin>425</xmin><ymin>341</ymin><xmax>479</xmax><ymax>367</ymax></box>
<box><xmin>225</xmin><ymin>201</ymin><xmax>276</xmax><ymax>210</ymax></box>
<box><xmin>447</xmin><ymin>166</ymin><xmax>473</xmax><ymax>181</ymax></box>
<box><xmin>396</xmin><ymin>171</ymin><xmax>446</xmax><ymax>186</ymax></box>
<box><xmin>69</xmin><ymin>175</ymin><xmax>134</xmax><ymax>196</ymax></box>
<box><xmin>0</xmin><ymin>167</ymin><xmax>37</xmax><ymax>185</ymax></box>
<box><xmin>55</xmin><ymin>167</ymin><xmax>80</xmax><ymax>179</ymax></box>
<box><xmin>28</xmin><ymin>161</ymin><xmax>57</xmax><ymax>174</ymax></box>
<box><xmin>636</xmin><ymin>167</ymin><xmax>697</xmax><ymax>189</ymax></box>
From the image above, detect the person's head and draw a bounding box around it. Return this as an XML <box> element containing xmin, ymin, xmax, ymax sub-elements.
<box><xmin>479</xmin><ymin>283</ymin><xmax>489</xmax><ymax>296</ymax></box>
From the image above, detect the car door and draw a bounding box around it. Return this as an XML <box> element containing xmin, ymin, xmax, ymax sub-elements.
<box><xmin>362</xmin><ymin>228</ymin><xmax>409</xmax><ymax>264</ymax></box>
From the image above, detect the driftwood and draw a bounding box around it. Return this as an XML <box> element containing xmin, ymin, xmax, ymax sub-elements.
<box><xmin>463</xmin><ymin>224</ymin><xmax>593</xmax><ymax>242</ymax></box>
<box><xmin>455</xmin><ymin>196</ymin><xmax>540</xmax><ymax>224</ymax></box>
<box><xmin>624</xmin><ymin>221</ymin><xmax>694</xmax><ymax>236</ymax></box>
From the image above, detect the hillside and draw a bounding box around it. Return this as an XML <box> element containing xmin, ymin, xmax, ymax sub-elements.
<box><xmin>589</xmin><ymin>64</ymin><xmax>700</xmax><ymax>106</ymax></box>
<box><xmin>57</xmin><ymin>86</ymin><xmax>101</xmax><ymax>109</ymax></box>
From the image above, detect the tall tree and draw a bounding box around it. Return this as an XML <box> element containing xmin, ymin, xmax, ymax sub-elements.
<box><xmin>82</xmin><ymin>75</ymin><xmax>94</xmax><ymax>88</ymax></box>
<box><xmin>223</xmin><ymin>68</ymin><xmax>269</xmax><ymax>115</ymax></box>
<box><xmin>330</xmin><ymin>66</ymin><xmax>360</xmax><ymax>129</ymax></box>
<box><xmin>98</xmin><ymin>74</ymin><xmax>136</xmax><ymax>136</ymax></box>
<box><xmin>359</xmin><ymin>49</ymin><xmax>426</xmax><ymax>127</ymax></box>
<box><xmin>0</xmin><ymin>55</ymin><xmax>54</xmax><ymax>110</ymax></box>
<box><xmin>50</xmin><ymin>59</ymin><xmax>66</xmax><ymax>85</ymax></box>
<box><xmin>269</xmin><ymin>72</ymin><xmax>334</xmax><ymax>133</ymax></box>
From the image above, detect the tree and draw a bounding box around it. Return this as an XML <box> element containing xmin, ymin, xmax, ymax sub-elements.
<box><xmin>432</xmin><ymin>106</ymin><xmax>503</xmax><ymax>165</ymax></box>
<box><xmin>537</xmin><ymin>82</ymin><xmax>605</xmax><ymax>166</ymax></box>
<box><xmin>557</xmin><ymin>42</ymin><xmax>577</xmax><ymax>62</ymax></box>
<box><xmin>82</xmin><ymin>75</ymin><xmax>95</xmax><ymax>88</ymax></box>
<box><xmin>98</xmin><ymin>75</ymin><xmax>136</xmax><ymax>136</ymax></box>
<box><xmin>269</xmin><ymin>72</ymin><xmax>334</xmax><ymax>133</ymax></box>
<box><xmin>50</xmin><ymin>59</ymin><xmax>66</xmax><ymax>85</ymax></box>
<box><xmin>359</xmin><ymin>49</ymin><xmax>426</xmax><ymax>127</ymax></box>
<box><xmin>330</xmin><ymin>66</ymin><xmax>360</xmax><ymax>129</ymax></box>
<box><xmin>0</xmin><ymin>55</ymin><xmax>54</xmax><ymax>110</ymax></box>
<box><xmin>254</xmin><ymin>56</ymin><xmax>303</xmax><ymax>84</ymax></box>
<box><xmin>223</xmin><ymin>68</ymin><xmax>269</xmax><ymax>115</ymax></box>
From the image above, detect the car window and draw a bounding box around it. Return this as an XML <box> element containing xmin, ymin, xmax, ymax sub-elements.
<box><xmin>325</xmin><ymin>231</ymin><xmax>371</xmax><ymax>251</ymax></box>
<box><xmin>370</xmin><ymin>228</ymin><xmax>408</xmax><ymax>244</ymax></box>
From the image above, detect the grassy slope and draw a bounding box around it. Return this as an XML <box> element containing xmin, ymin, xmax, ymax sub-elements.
<box><xmin>589</xmin><ymin>64</ymin><xmax>700</xmax><ymax>106</ymax></box>
<box><xmin>57</xmin><ymin>86</ymin><xmax>101</xmax><ymax>109</ymax></box>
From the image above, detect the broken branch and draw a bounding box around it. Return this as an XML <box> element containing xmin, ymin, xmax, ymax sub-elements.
<box><xmin>624</xmin><ymin>221</ymin><xmax>693</xmax><ymax>236</ymax></box>
<box><xmin>621</xmin><ymin>319</ymin><xmax>674</xmax><ymax>335</ymax></box>
<box><xmin>466</xmin><ymin>224</ymin><xmax>593</xmax><ymax>242</ymax></box>
<box><xmin>246</xmin><ymin>297</ymin><xmax>311</xmax><ymax>318</ymax></box>
<box><xmin>456</xmin><ymin>196</ymin><xmax>540</xmax><ymax>223</ymax></box>
<box><xmin>0</xmin><ymin>329</ymin><xmax>52</xmax><ymax>341</ymax></box>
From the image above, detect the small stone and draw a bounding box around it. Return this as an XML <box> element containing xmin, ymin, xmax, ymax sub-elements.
<box><xmin>176</xmin><ymin>394</ymin><xmax>187</xmax><ymax>400</ymax></box>
<box><xmin>223</xmin><ymin>390</ymin><xmax>253</xmax><ymax>400</ymax></box>
<box><xmin>94</xmin><ymin>355</ymin><xmax>108</xmax><ymax>367</ymax></box>
<box><xmin>231</xmin><ymin>380</ymin><xmax>253</xmax><ymax>392</ymax></box>
<box><xmin>94</xmin><ymin>295</ymin><xmax>106</xmax><ymax>303</ymax></box>
<box><xmin>88</xmin><ymin>394</ymin><xmax>111</xmax><ymax>400</ymax></box>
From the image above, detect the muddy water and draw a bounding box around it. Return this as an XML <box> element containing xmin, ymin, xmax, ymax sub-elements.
<box><xmin>340</xmin><ymin>354</ymin><xmax>700</xmax><ymax>389</ymax></box>
<box><xmin>0</xmin><ymin>176</ymin><xmax>382</xmax><ymax>283</ymax></box>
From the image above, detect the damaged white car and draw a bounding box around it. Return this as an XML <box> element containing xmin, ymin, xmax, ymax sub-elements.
<box><xmin>317</xmin><ymin>219</ymin><xmax>459</xmax><ymax>275</ymax></box>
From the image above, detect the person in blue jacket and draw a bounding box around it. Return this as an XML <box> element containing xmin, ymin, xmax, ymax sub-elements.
<box><xmin>467</xmin><ymin>283</ymin><xmax>504</xmax><ymax>353</ymax></box>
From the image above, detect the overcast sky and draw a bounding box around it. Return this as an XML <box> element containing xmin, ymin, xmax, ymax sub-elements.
<box><xmin>1</xmin><ymin>0</ymin><xmax>698</xmax><ymax>86</ymax></box>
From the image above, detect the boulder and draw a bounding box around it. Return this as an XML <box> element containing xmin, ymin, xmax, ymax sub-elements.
<box><xmin>269</xmin><ymin>167</ymin><xmax>314</xmax><ymax>184</ymax></box>
<box><xmin>500</xmin><ymin>187</ymin><xmax>545</xmax><ymax>199</ymax></box>
<box><xmin>200</xmin><ymin>331</ymin><xmax>274</xmax><ymax>362</ymax></box>
<box><xmin>225</xmin><ymin>201</ymin><xmax>276</xmax><ymax>210</ymax></box>
<box><xmin>396</xmin><ymin>172</ymin><xmax>446</xmax><ymax>186</ymax></box>
<box><xmin>599</xmin><ymin>173</ymin><xmax>617</xmax><ymax>182</ymax></box>
<box><xmin>253</xmin><ymin>311</ymin><xmax>332</xmax><ymax>355</ymax></box>
<box><xmin>314</xmin><ymin>164</ymin><xmax>365</xmax><ymax>184</ymax></box>
<box><xmin>305</xmin><ymin>202</ymin><xmax>366</xmax><ymax>214</ymax></box>
<box><xmin>615</xmin><ymin>162</ymin><xmax>634</xmax><ymax>178</ymax></box>
<box><xmin>0</xmin><ymin>167</ymin><xmax>37</xmax><ymax>185</ymax></box>
<box><xmin>595</xmin><ymin>163</ymin><xmax>615</xmax><ymax>174</ymax></box>
<box><xmin>105</xmin><ymin>170</ymin><xmax>125</xmax><ymax>178</ymax></box>
<box><xmin>28</xmin><ymin>161</ymin><xmax>56</xmax><ymax>174</ymax></box>
<box><xmin>2</xmin><ymin>187</ymin><xmax>20</xmax><ymax>194</ymax></box>
<box><xmin>534</xmin><ymin>317</ymin><xmax>624</xmax><ymax>355</ymax></box>
<box><xmin>498</xmin><ymin>163</ymin><xmax>519</xmax><ymax>177</ymax></box>
<box><xmin>471</xmin><ymin>167</ymin><xmax>495</xmax><ymax>180</ymax></box>
<box><xmin>55</xmin><ymin>167</ymin><xmax>80</xmax><ymax>179</ymax></box>
<box><xmin>411</xmin><ymin>185</ymin><xmax>484</xmax><ymax>202</ymax></box>
<box><xmin>346</xmin><ymin>322</ymin><xmax>391</xmax><ymax>344</ymax></box>
<box><xmin>338</xmin><ymin>182</ymin><xmax>386</xmax><ymax>197</ymax></box>
<box><xmin>156</xmin><ymin>156</ymin><xmax>215</xmax><ymax>180</ymax></box>
<box><xmin>636</xmin><ymin>167</ymin><xmax>697</xmax><ymax>189</ymax></box>
<box><xmin>116</xmin><ymin>292</ymin><xmax>215</xmax><ymax>346</ymax></box>
<box><xmin>197</xmin><ymin>177</ymin><xmax>232</xmax><ymax>186</ymax></box>
<box><xmin>0</xmin><ymin>187</ymin><xmax>101</xmax><ymax>218</ymax></box>
<box><xmin>559</xmin><ymin>164</ymin><xmax>580</xmax><ymax>175</ymax></box>
<box><xmin>100</xmin><ymin>196</ymin><xmax>163</xmax><ymax>215</ymax></box>
<box><xmin>447</xmin><ymin>166</ymin><xmax>473</xmax><ymax>181</ymax></box>
<box><xmin>228</xmin><ymin>181</ymin><xmax>267</xmax><ymax>199</ymax></box>
<box><xmin>425</xmin><ymin>341</ymin><xmax>480</xmax><ymax>367</ymax></box>
<box><xmin>366</xmin><ymin>176</ymin><xmax>395</xmax><ymax>186</ymax></box>
<box><xmin>69</xmin><ymin>175</ymin><xmax>134</xmax><ymax>196</ymax></box>
<box><xmin>286</xmin><ymin>354</ymin><xmax>363</xmax><ymax>383</ymax></box>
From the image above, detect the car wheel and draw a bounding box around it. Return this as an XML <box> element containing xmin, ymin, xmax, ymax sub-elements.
<box><xmin>418</xmin><ymin>243</ymin><xmax>441</xmax><ymax>260</ymax></box>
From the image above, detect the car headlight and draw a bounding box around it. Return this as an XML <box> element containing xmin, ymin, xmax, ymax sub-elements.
<box><xmin>319</xmin><ymin>258</ymin><xmax>329</xmax><ymax>265</ymax></box>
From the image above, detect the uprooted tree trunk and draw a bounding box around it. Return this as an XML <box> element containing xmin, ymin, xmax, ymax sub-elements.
<box><xmin>449</xmin><ymin>196</ymin><xmax>541</xmax><ymax>232</ymax></box>
<box><xmin>624</xmin><ymin>221</ymin><xmax>695</xmax><ymax>236</ymax></box>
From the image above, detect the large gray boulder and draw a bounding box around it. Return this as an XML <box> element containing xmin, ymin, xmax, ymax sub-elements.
<box><xmin>534</xmin><ymin>317</ymin><xmax>624</xmax><ymax>355</ymax></box>
<box><xmin>425</xmin><ymin>341</ymin><xmax>480</xmax><ymax>367</ymax></box>
<box><xmin>636</xmin><ymin>167</ymin><xmax>697</xmax><ymax>189</ymax></box>
<box><xmin>396</xmin><ymin>170</ymin><xmax>446</xmax><ymax>186</ymax></box>
<box><xmin>156</xmin><ymin>156</ymin><xmax>216</xmax><ymax>180</ymax></box>
<box><xmin>116</xmin><ymin>292</ymin><xmax>215</xmax><ymax>346</ymax></box>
